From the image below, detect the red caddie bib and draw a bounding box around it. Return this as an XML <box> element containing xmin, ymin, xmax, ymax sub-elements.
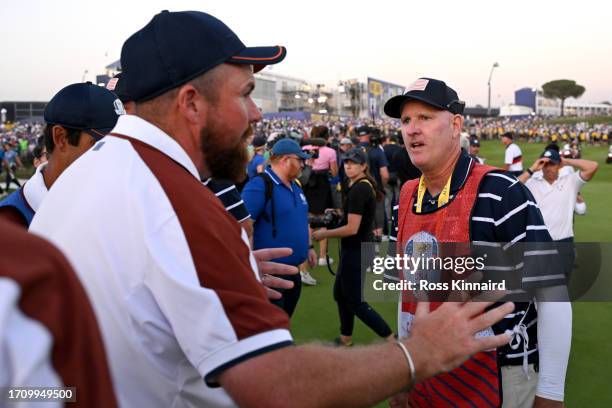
<box><xmin>397</xmin><ymin>162</ymin><xmax>500</xmax><ymax>408</ymax></box>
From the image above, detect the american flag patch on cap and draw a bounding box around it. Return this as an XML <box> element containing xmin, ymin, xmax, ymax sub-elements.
<box><xmin>106</xmin><ymin>77</ymin><xmax>119</xmax><ymax>91</ymax></box>
<box><xmin>405</xmin><ymin>78</ymin><xmax>429</xmax><ymax>93</ymax></box>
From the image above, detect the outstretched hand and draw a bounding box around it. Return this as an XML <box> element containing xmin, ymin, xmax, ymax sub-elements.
<box><xmin>253</xmin><ymin>248</ymin><xmax>298</xmax><ymax>300</ymax></box>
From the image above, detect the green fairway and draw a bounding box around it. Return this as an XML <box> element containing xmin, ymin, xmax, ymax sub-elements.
<box><xmin>292</xmin><ymin>141</ymin><xmax>612</xmax><ymax>407</ymax></box>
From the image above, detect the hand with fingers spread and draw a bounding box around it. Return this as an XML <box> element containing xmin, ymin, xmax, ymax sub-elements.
<box><xmin>403</xmin><ymin>301</ymin><xmax>514</xmax><ymax>382</ymax></box>
<box><xmin>253</xmin><ymin>248</ymin><xmax>298</xmax><ymax>300</ymax></box>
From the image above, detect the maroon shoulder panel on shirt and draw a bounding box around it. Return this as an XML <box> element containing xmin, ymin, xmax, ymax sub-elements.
<box><xmin>0</xmin><ymin>219</ymin><xmax>118</xmax><ymax>408</ymax></box>
<box><xmin>0</xmin><ymin>206</ymin><xmax>29</xmax><ymax>228</ymax></box>
<box><xmin>115</xmin><ymin>134</ymin><xmax>290</xmax><ymax>339</ymax></box>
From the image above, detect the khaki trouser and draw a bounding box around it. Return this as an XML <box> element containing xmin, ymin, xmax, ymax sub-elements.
<box><xmin>502</xmin><ymin>364</ymin><xmax>538</xmax><ymax>408</ymax></box>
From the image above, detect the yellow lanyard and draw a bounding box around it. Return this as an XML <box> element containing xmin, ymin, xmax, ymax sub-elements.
<box><xmin>415</xmin><ymin>174</ymin><xmax>452</xmax><ymax>213</ymax></box>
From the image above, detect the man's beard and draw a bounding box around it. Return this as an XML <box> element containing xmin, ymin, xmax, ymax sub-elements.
<box><xmin>200</xmin><ymin>124</ymin><xmax>252</xmax><ymax>184</ymax></box>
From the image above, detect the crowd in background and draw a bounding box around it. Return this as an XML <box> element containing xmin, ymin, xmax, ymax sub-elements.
<box><xmin>2</xmin><ymin>115</ymin><xmax>611</xmax><ymax>197</ymax></box>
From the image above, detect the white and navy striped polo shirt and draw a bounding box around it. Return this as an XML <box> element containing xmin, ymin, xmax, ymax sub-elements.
<box><xmin>390</xmin><ymin>149</ymin><xmax>562</xmax><ymax>367</ymax></box>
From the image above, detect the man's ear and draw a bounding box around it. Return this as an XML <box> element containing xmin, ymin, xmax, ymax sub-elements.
<box><xmin>452</xmin><ymin>114</ymin><xmax>464</xmax><ymax>139</ymax></box>
<box><xmin>52</xmin><ymin>125</ymin><xmax>69</xmax><ymax>152</ymax></box>
<box><xmin>176</xmin><ymin>84</ymin><xmax>207</xmax><ymax>127</ymax></box>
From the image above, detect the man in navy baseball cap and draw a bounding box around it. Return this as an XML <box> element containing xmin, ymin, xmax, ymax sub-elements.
<box><xmin>0</xmin><ymin>82</ymin><xmax>123</xmax><ymax>227</ymax></box>
<box><xmin>121</xmin><ymin>10</ymin><xmax>286</xmax><ymax>103</ymax></box>
<box><xmin>44</xmin><ymin>81</ymin><xmax>124</xmax><ymax>141</ymax></box>
<box><xmin>384</xmin><ymin>77</ymin><xmax>465</xmax><ymax>118</ymax></box>
<box><xmin>118</xmin><ymin>10</ymin><xmax>286</xmax><ymax>183</ymax></box>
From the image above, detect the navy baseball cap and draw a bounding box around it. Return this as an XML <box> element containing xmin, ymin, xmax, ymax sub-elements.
<box><xmin>121</xmin><ymin>10</ymin><xmax>287</xmax><ymax>102</ymax></box>
<box><xmin>252</xmin><ymin>135</ymin><xmax>267</xmax><ymax>148</ymax></box>
<box><xmin>541</xmin><ymin>148</ymin><xmax>561</xmax><ymax>164</ymax></box>
<box><xmin>271</xmin><ymin>138</ymin><xmax>311</xmax><ymax>159</ymax></box>
<box><xmin>44</xmin><ymin>82</ymin><xmax>124</xmax><ymax>140</ymax></box>
<box><xmin>342</xmin><ymin>148</ymin><xmax>367</xmax><ymax>164</ymax></box>
<box><xmin>470</xmin><ymin>138</ymin><xmax>480</xmax><ymax>147</ymax></box>
<box><xmin>384</xmin><ymin>78</ymin><xmax>465</xmax><ymax>118</ymax></box>
<box><xmin>357</xmin><ymin>125</ymin><xmax>370</xmax><ymax>136</ymax></box>
<box><xmin>106</xmin><ymin>73</ymin><xmax>131</xmax><ymax>103</ymax></box>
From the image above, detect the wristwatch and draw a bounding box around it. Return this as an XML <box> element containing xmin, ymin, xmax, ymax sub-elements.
<box><xmin>526</xmin><ymin>168</ymin><xmax>534</xmax><ymax>176</ymax></box>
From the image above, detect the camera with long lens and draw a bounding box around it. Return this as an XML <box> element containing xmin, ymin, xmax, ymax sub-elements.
<box><xmin>309</xmin><ymin>211</ymin><xmax>342</xmax><ymax>229</ymax></box>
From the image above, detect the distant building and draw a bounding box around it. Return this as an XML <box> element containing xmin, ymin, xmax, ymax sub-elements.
<box><xmin>463</xmin><ymin>106</ymin><xmax>500</xmax><ymax>118</ymax></box>
<box><xmin>515</xmin><ymin>87</ymin><xmax>561</xmax><ymax>116</ymax></box>
<box><xmin>334</xmin><ymin>79</ymin><xmax>368</xmax><ymax>118</ymax></box>
<box><xmin>499</xmin><ymin>104</ymin><xmax>534</xmax><ymax>117</ymax></box>
<box><xmin>0</xmin><ymin>101</ymin><xmax>47</xmax><ymax>123</ymax></box>
<box><xmin>515</xmin><ymin>87</ymin><xmax>611</xmax><ymax>117</ymax></box>
<box><xmin>564</xmin><ymin>101</ymin><xmax>612</xmax><ymax>117</ymax></box>
<box><xmin>97</xmin><ymin>59</ymin><xmax>405</xmax><ymax>118</ymax></box>
<box><xmin>366</xmin><ymin>77</ymin><xmax>405</xmax><ymax>119</ymax></box>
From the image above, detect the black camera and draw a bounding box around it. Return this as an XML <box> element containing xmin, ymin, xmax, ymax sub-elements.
<box><xmin>305</xmin><ymin>148</ymin><xmax>319</xmax><ymax>159</ymax></box>
<box><xmin>309</xmin><ymin>211</ymin><xmax>342</xmax><ymax>229</ymax></box>
<box><xmin>369</xmin><ymin>127</ymin><xmax>382</xmax><ymax>146</ymax></box>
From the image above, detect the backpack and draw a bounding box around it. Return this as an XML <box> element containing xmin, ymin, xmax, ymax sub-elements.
<box><xmin>256</xmin><ymin>172</ymin><xmax>302</xmax><ymax>239</ymax></box>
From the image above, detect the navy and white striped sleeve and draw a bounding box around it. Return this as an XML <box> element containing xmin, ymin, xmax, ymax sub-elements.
<box><xmin>472</xmin><ymin>171</ymin><xmax>565</xmax><ymax>289</ymax></box>
<box><xmin>203</xmin><ymin>179</ymin><xmax>251</xmax><ymax>223</ymax></box>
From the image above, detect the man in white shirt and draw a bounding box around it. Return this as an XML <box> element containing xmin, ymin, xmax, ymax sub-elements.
<box><xmin>31</xmin><ymin>10</ymin><xmax>514</xmax><ymax>408</ymax></box>
<box><xmin>501</xmin><ymin>131</ymin><xmax>523</xmax><ymax>177</ymax></box>
<box><xmin>519</xmin><ymin>148</ymin><xmax>598</xmax><ymax>277</ymax></box>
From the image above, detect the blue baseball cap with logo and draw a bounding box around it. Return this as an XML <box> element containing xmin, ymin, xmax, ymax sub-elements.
<box><xmin>271</xmin><ymin>138</ymin><xmax>311</xmax><ymax>159</ymax></box>
<box><xmin>44</xmin><ymin>82</ymin><xmax>124</xmax><ymax>140</ymax></box>
<box><xmin>121</xmin><ymin>10</ymin><xmax>287</xmax><ymax>102</ymax></box>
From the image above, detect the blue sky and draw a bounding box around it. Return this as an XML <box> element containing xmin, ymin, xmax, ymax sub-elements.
<box><xmin>1</xmin><ymin>0</ymin><xmax>611</xmax><ymax>106</ymax></box>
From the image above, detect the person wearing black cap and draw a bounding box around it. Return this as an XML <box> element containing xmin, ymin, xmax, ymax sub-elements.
<box><xmin>385</xmin><ymin>77</ymin><xmax>571</xmax><ymax>408</ymax></box>
<box><xmin>469</xmin><ymin>137</ymin><xmax>485</xmax><ymax>164</ymax></box>
<box><xmin>355</xmin><ymin>125</ymin><xmax>389</xmax><ymax>241</ymax></box>
<box><xmin>501</xmin><ymin>131</ymin><xmax>524</xmax><ymax>177</ymax></box>
<box><xmin>0</xmin><ymin>82</ymin><xmax>123</xmax><ymax>227</ymax></box>
<box><xmin>31</xmin><ymin>12</ymin><xmax>514</xmax><ymax>408</ymax></box>
<box><xmin>313</xmin><ymin>147</ymin><xmax>394</xmax><ymax>346</ymax></box>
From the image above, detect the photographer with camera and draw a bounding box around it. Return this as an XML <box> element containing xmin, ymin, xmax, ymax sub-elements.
<box><xmin>312</xmin><ymin>148</ymin><xmax>393</xmax><ymax>346</ymax></box>
<box><xmin>357</xmin><ymin>126</ymin><xmax>389</xmax><ymax>242</ymax></box>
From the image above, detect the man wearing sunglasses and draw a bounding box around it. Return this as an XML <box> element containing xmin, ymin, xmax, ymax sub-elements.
<box><xmin>0</xmin><ymin>82</ymin><xmax>123</xmax><ymax>227</ymax></box>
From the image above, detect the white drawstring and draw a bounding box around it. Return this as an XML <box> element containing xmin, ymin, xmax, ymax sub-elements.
<box><xmin>506</xmin><ymin>323</ymin><xmax>530</xmax><ymax>378</ymax></box>
<box><xmin>505</xmin><ymin>302</ymin><xmax>535</xmax><ymax>378</ymax></box>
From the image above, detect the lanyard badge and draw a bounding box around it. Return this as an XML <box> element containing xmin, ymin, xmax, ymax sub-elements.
<box><xmin>415</xmin><ymin>174</ymin><xmax>452</xmax><ymax>213</ymax></box>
